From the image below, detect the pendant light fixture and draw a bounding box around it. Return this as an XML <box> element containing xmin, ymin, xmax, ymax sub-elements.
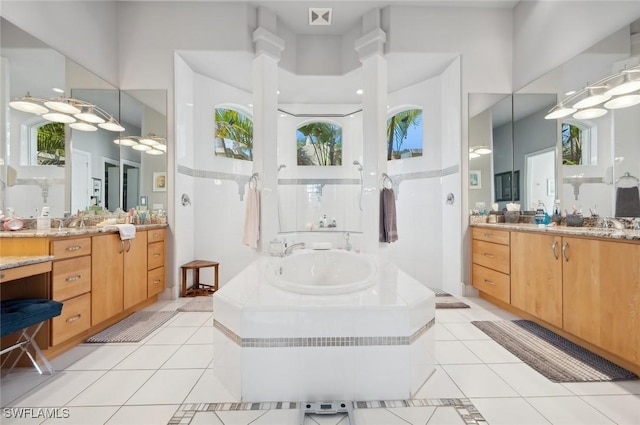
<box><xmin>9</xmin><ymin>93</ymin><xmax>123</xmax><ymax>132</ymax></box>
<box><xmin>113</xmin><ymin>134</ymin><xmax>167</xmax><ymax>155</ymax></box>
<box><xmin>545</xmin><ymin>64</ymin><xmax>640</xmax><ymax>120</ymax></box>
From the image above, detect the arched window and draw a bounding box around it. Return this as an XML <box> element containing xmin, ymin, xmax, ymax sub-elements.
<box><xmin>561</xmin><ymin>120</ymin><xmax>597</xmax><ymax>165</ymax></box>
<box><xmin>20</xmin><ymin>118</ymin><xmax>66</xmax><ymax>166</ymax></box>
<box><xmin>386</xmin><ymin>108</ymin><xmax>423</xmax><ymax>160</ymax></box>
<box><xmin>296</xmin><ymin>121</ymin><xmax>342</xmax><ymax>166</ymax></box>
<box><xmin>36</xmin><ymin>122</ymin><xmax>66</xmax><ymax>166</ymax></box>
<box><xmin>214</xmin><ymin>107</ymin><xmax>253</xmax><ymax>161</ymax></box>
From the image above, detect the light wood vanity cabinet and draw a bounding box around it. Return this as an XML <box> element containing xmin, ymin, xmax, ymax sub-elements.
<box><xmin>562</xmin><ymin>237</ymin><xmax>640</xmax><ymax>365</ymax></box>
<box><xmin>50</xmin><ymin>237</ymin><xmax>92</xmax><ymax>345</ymax></box>
<box><xmin>147</xmin><ymin>229</ymin><xmax>166</xmax><ymax>297</ymax></box>
<box><xmin>471</xmin><ymin>227</ymin><xmax>510</xmax><ymax>303</ymax></box>
<box><xmin>473</xmin><ymin>225</ymin><xmax>640</xmax><ymax>372</ymax></box>
<box><xmin>510</xmin><ymin>232</ymin><xmax>563</xmax><ymax>328</ymax></box>
<box><xmin>92</xmin><ymin>231</ymin><xmax>150</xmax><ymax>325</ymax></box>
<box><xmin>124</xmin><ymin>232</ymin><xmax>149</xmax><ymax>310</ymax></box>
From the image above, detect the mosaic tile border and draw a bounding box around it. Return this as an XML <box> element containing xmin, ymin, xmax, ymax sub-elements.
<box><xmin>167</xmin><ymin>397</ymin><xmax>487</xmax><ymax>425</ymax></box>
<box><xmin>214</xmin><ymin>318</ymin><xmax>434</xmax><ymax>348</ymax></box>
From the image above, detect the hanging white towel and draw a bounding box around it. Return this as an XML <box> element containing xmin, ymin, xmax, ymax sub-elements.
<box><xmin>242</xmin><ymin>187</ymin><xmax>260</xmax><ymax>248</ymax></box>
<box><xmin>379</xmin><ymin>187</ymin><xmax>398</xmax><ymax>243</ymax></box>
<box><xmin>114</xmin><ymin>223</ymin><xmax>136</xmax><ymax>240</ymax></box>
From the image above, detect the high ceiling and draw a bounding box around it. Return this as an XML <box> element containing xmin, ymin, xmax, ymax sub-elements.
<box><xmin>178</xmin><ymin>1</ymin><xmax>518</xmax><ymax>104</ymax></box>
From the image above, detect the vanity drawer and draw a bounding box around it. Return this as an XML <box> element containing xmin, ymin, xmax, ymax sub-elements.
<box><xmin>52</xmin><ymin>256</ymin><xmax>91</xmax><ymax>301</ymax></box>
<box><xmin>472</xmin><ymin>239</ymin><xmax>510</xmax><ymax>274</ymax></box>
<box><xmin>147</xmin><ymin>241</ymin><xmax>165</xmax><ymax>270</ymax></box>
<box><xmin>472</xmin><ymin>264</ymin><xmax>510</xmax><ymax>304</ymax></box>
<box><xmin>51</xmin><ymin>237</ymin><xmax>92</xmax><ymax>260</ymax></box>
<box><xmin>472</xmin><ymin>227</ymin><xmax>510</xmax><ymax>245</ymax></box>
<box><xmin>147</xmin><ymin>228</ymin><xmax>165</xmax><ymax>244</ymax></box>
<box><xmin>148</xmin><ymin>266</ymin><xmax>165</xmax><ymax>297</ymax></box>
<box><xmin>51</xmin><ymin>292</ymin><xmax>91</xmax><ymax>346</ymax></box>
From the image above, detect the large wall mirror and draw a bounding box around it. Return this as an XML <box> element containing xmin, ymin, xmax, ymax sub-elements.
<box><xmin>469</xmin><ymin>20</ymin><xmax>640</xmax><ymax>218</ymax></box>
<box><xmin>0</xmin><ymin>18</ymin><xmax>167</xmax><ymax>219</ymax></box>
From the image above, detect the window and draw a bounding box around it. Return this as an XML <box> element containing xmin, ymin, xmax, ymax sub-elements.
<box><xmin>214</xmin><ymin>107</ymin><xmax>253</xmax><ymax>160</ymax></box>
<box><xmin>36</xmin><ymin>122</ymin><xmax>66</xmax><ymax>166</ymax></box>
<box><xmin>296</xmin><ymin>121</ymin><xmax>342</xmax><ymax>166</ymax></box>
<box><xmin>386</xmin><ymin>108</ymin><xmax>423</xmax><ymax>160</ymax></box>
<box><xmin>561</xmin><ymin>121</ymin><xmax>597</xmax><ymax>165</ymax></box>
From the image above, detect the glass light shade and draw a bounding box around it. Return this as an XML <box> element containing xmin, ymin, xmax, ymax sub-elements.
<box><xmin>139</xmin><ymin>137</ymin><xmax>159</xmax><ymax>146</ymax></box>
<box><xmin>114</xmin><ymin>138</ymin><xmax>137</xmax><ymax>146</ymax></box>
<box><xmin>573</xmin><ymin>89</ymin><xmax>611</xmax><ymax>109</ymax></box>
<box><xmin>145</xmin><ymin>149</ymin><xmax>163</xmax><ymax>155</ymax></box>
<box><xmin>545</xmin><ymin>105</ymin><xmax>576</xmax><ymax>119</ymax></box>
<box><xmin>43</xmin><ymin>112</ymin><xmax>76</xmax><ymax>123</ymax></box>
<box><xmin>605</xmin><ymin>74</ymin><xmax>640</xmax><ymax>96</ymax></box>
<box><xmin>156</xmin><ymin>144</ymin><xmax>167</xmax><ymax>151</ymax></box>
<box><xmin>573</xmin><ymin>108</ymin><xmax>607</xmax><ymax>119</ymax></box>
<box><xmin>604</xmin><ymin>94</ymin><xmax>640</xmax><ymax>109</ymax></box>
<box><xmin>474</xmin><ymin>147</ymin><xmax>492</xmax><ymax>155</ymax></box>
<box><xmin>469</xmin><ymin>152</ymin><xmax>480</xmax><ymax>159</ymax></box>
<box><xmin>99</xmin><ymin>119</ymin><xmax>125</xmax><ymax>132</ymax></box>
<box><xmin>75</xmin><ymin>108</ymin><xmax>105</xmax><ymax>124</ymax></box>
<box><xmin>10</xmin><ymin>99</ymin><xmax>48</xmax><ymax>114</ymax></box>
<box><xmin>69</xmin><ymin>122</ymin><xmax>98</xmax><ymax>131</ymax></box>
<box><xmin>45</xmin><ymin>100</ymin><xmax>81</xmax><ymax>114</ymax></box>
<box><xmin>132</xmin><ymin>144</ymin><xmax>151</xmax><ymax>151</ymax></box>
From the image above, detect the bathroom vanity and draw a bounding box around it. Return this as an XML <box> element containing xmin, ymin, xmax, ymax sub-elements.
<box><xmin>470</xmin><ymin>222</ymin><xmax>640</xmax><ymax>375</ymax></box>
<box><xmin>0</xmin><ymin>225</ymin><xmax>167</xmax><ymax>362</ymax></box>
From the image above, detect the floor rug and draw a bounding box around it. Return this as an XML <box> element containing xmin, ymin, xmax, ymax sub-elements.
<box><xmin>472</xmin><ymin>320</ymin><xmax>638</xmax><ymax>382</ymax></box>
<box><xmin>86</xmin><ymin>310</ymin><xmax>177</xmax><ymax>343</ymax></box>
<box><xmin>435</xmin><ymin>294</ymin><xmax>470</xmax><ymax>309</ymax></box>
<box><xmin>177</xmin><ymin>296</ymin><xmax>213</xmax><ymax>312</ymax></box>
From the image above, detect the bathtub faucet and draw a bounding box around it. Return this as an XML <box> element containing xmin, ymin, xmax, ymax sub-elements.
<box><xmin>285</xmin><ymin>242</ymin><xmax>306</xmax><ymax>255</ymax></box>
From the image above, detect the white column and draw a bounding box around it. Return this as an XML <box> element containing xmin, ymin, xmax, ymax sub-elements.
<box><xmin>355</xmin><ymin>11</ymin><xmax>387</xmax><ymax>254</ymax></box>
<box><xmin>252</xmin><ymin>8</ymin><xmax>284</xmax><ymax>252</ymax></box>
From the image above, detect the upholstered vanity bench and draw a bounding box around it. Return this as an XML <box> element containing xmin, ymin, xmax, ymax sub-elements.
<box><xmin>1</xmin><ymin>298</ymin><xmax>63</xmax><ymax>374</ymax></box>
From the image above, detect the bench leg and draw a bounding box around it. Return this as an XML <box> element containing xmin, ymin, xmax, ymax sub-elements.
<box><xmin>1</xmin><ymin>322</ymin><xmax>55</xmax><ymax>376</ymax></box>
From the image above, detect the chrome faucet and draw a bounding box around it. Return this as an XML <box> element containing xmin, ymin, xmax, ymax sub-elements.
<box><xmin>284</xmin><ymin>242</ymin><xmax>305</xmax><ymax>255</ymax></box>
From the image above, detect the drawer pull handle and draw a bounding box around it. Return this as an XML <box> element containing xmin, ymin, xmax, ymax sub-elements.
<box><xmin>66</xmin><ymin>246</ymin><xmax>81</xmax><ymax>251</ymax></box>
<box><xmin>66</xmin><ymin>314</ymin><xmax>81</xmax><ymax>323</ymax></box>
<box><xmin>119</xmin><ymin>240</ymin><xmax>124</xmax><ymax>254</ymax></box>
<box><xmin>0</xmin><ymin>274</ymin><xmax>4</xmax><ymax>280</ymax></box>
<box><xmin>153</xmin><ymin>254</ymin><xmax>161</xmax><ymax>258</ymax></box>
<box><xmin>153</xmin><ymin>279</ymin><xmax>161</xmax><ymax>284</ymax></box>
<box><xmin>66</xmin><ymin>275</ymin><xmax>81</xmax><ymax>282</ymax></box>
<box><xmin>153</xmin><ymin>233</ymin><xmax>160</xmax><ymax>238</ymax></box>
<box><xmin>483</xmin><ymin>279</ymin><xmax>495</xmax><ymax>285</ymax></box>
<box><xmin>483</xmin><ymin>253</ymin><xmax>495</xmax><ymax>258</ymax></box>
<box><xmin>551</xmin><ymin>241</ymin><xmax>559</xmax><ymax>259</ymax></box>
<box><xmin>562</xmin><ymin>242</ymin><xmax>569</xmax><ymax>261</ymax></box>
<box><xmin>483</xmin><ymin>233</ymin><xmax>494</xmax><ymax>238</ymax></box>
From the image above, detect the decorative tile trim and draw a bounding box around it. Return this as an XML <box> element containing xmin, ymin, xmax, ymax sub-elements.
<box><xmin>278</xmin><ymin>178</ymin><xmax>360</xmax><ymax>185</ymax></box>
<box><xmin>167</xmin><ymin>397</ymin><xmax>487</xmax><ymax>425</ymax></box>
<box><xmin>213</xmin><ymin>318</ymin><xmax>435</xmax><ymax>348</ymax></box>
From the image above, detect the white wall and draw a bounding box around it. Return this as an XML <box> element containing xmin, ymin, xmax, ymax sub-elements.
<box><xmin>513</xmin><ymin>0</ymin><xmax>640</xmax><ymax>90</ymax></box>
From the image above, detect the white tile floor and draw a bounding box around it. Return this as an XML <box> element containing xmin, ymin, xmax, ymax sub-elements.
<box><xmin>2</xmin><ymin>295</ymin><xmax>640</xmax><ymax>425</ymax></box>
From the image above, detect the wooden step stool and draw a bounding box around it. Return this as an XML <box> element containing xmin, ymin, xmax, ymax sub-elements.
<box><xmin>180</xmin><ymin>260</ymin><xmax>219</xmax><ymax>297</ymax></box>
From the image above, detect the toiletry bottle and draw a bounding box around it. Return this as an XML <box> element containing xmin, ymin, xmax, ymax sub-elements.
<box><xmin>535</xmin><ymin>200</ymin><xmax>546</xmax><ymax>225</ymax></box>
<box><xmin>551</xmin><ymin>199</ymin><xmax>561</xmax><ymax>223</ymax></box>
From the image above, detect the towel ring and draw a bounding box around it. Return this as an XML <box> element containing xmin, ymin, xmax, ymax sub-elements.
<box><xmin>382</xmin><ymin>173</ymin><xmax>393</xmax><ymax>189</ymax></box>
<box><xmin>615</xmin><ymin>172</ymin><xmax>639</xmax><ymax>187</ymax></box>
<box><xmin>249</xmin><ymin>173</ymin><xmax>259</xmax><ymax>189</ymax></box>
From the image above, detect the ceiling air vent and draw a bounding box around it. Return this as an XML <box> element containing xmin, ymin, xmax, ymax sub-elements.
<box><xmin>309</xmin><ymin>8</ymin><xmax>332</xmax><ymax>26</ymax></box>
